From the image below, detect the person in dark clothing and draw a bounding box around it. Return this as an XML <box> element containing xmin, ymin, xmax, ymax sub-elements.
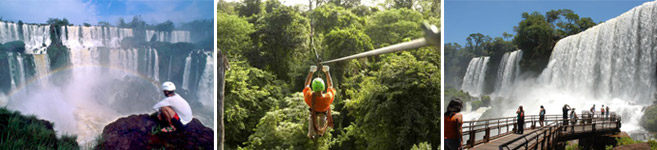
<box><xmin>516</xmin><ymin>105</ymin><xmax>525</xmax><ymax>134</ymax></box>
<box><xmin>606</xmin><ymin>106</ymin><xmax>610</xmax><ymax>119</ymax></box>
<box><xmin>444</xmin><ymin>99</ymin><xmax>463</xmax><ymax>150</ymax></box>
<box><xmin>539</xmin><ymin>105</ymin><xmax>546</xmax><ymax>127</ymax></box>
<box><xmin>562</xmin><ymin>104</ymin><xmax>571</xmax><ymax>131</ymax></box>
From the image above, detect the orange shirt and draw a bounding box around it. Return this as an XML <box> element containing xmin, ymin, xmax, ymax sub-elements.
<box><xmin>444</xmin><ymin>113</ymin><xmax>463</xmax><ymax>140</ymax></box>
<box><xmin>303</xmin><ymin>87</ymin><xmax>335</xmax><ymax>112</ymax></box>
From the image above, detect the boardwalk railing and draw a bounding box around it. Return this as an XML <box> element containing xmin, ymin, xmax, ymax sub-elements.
<box><xmin>461</xmin><ymin>114</ymin><xmax>562</xmax><ymax>148</ymax></box>
<box><xmin>461</xmin><ymin>111</ymin><xmax>621</xmax><ymax>149</ymax></box>
<box><xmin>498</xmin><ymin>112</ymin><xmax>621</xmax><ymax>150</ymax></box>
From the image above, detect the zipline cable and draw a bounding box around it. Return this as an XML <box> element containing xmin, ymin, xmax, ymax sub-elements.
<box><xmin>321</xmin><ymin>22</ymin><xmax>440</xmax><ymax>64</ymax></box>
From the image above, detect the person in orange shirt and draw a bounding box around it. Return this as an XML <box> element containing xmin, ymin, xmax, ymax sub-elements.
<box><xmin>444</xmin><ymin>99</ymin><xmax>463</xmax><ymax>150</ymax></box>
<box><xmin>303</xmin><ymin>65</ymin><xmax>335</xmax><ymax>139</ymax></box>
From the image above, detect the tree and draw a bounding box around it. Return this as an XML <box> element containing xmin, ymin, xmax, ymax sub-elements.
<box><xmin>513</xmin><ymin>12</ymin><xmax>554</xmax><ymax>73</ymax></box>
<box><xmin>327</xmin><ymin>0</ymin><xmax>360</xmax><ymax>8</ymax></box>
<box><xmin>46</xmin><ymin>18</ymin><xmax>70</xmax><ymax>26</ymax></box>
<box><xmin>396</xmin><ymin>0</ymin><xmax>414</xmax><ymax>9</ymax></box>
<box><xmin>217</xmin><ymin>13</ymin><xmax>255</xmax><ymax>60</ymax></box>
<box><xmin>323</xmin><ymin>28</ymin><xmax>373</xmax><ymax>81</ymax></box>
<box><xmin>344</xmin><ymin>52</ymin><xmax>441</xmax><ymax>150</ymax></box>
<box><xmin>264</xmin><ymin>0</ymin><xmax>281</xmax><ymax>13</ymax></box>
<box><xmin>365</xmin><ymin>8</ymin><xmax>423</xmax><ymax>48</ymax></box>
<box><xmin>249</xmin><ymin>6</ymin><xmax>309</xmax><ymax>82</ymax></box>
<box><xmin>97</xmin><ymin>21</ymin><xmax>111</xmax><ymax>26</ymax></box>
<box><xmin>513</xmin><ymin>10</ymin><xmax>596</xmax><ymax>74</ymax></box>
<box><xmin>238</xmin><ymin>0</ymin><xmax>264</xmax><ymax>17</ymax></box>
<box><xmin>153</xmin><ymin>20</ymin><xmax>174</xmax><ymax>32</ymax></box>
<box><xmin>465</xmin><ymin>33</ymin><xmax>491</xmax><ymax>56</ymax></box>
<box><xmin>224</xmin><ymin>61</ymin><xmax>284</xmax><ymax>148</ymax></box>
<box><xmin>310</xmin><ymin>4</ymin><xmax>365</xmax><ymax>34</ymax></box>
<box><xmin>218</xmin><ymin>0</ymin><xmax>240</xmax><ymax>15</ymax></box>
<box><xmin>243</xmin><ymin>93</ymin><xmax>333</xmax><ymax>149</ymax></box>
<box><xmin>545</xmin><ymin>9</ymin><xmax>596</xmax><ymax>38</ymax></box>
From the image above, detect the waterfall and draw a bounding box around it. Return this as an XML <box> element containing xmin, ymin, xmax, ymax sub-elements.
<box><xmin>22</xmin><ymin>24</ymin><xmax>52</xmax><ymax>54</ymax></box>
<box><xmin>0</xmin><ymin>21</ymin><xmax>51</xmax><ymax>54</ymax></box>
<box><xmin>0</xmin><ymin>22</ymin><xmax>20</xmax><ymax>43</ymax></box>
<box><xmin>170</xmin><ymin>31</ymin><xmax>191</xmax><ymax>43</ymax></box>
<box><xmin>61</xmin><ymin>25</ymin><xmax>133</xmax><ymax>49</ymax></box>
<box><xmin>144</xmin><ymin>47</ymin><xmax>160</xmax><ymax>81</ymax></box>
<box><xmin>481</xmin><ymin>1</ymin><xmax>657</xmax><ymax>133</ymax></box>
<box><xmin>7</xmin><ymin>52</ymin><xmax>26</xmax><ymax>89</ymax></box>
<box><xmin>1</xmin><ymin>20</ymin><xmax>211</xmax><ymax>145</ymax></box>
<box><xmin>181</xmin><ymin>53</ymin><xmax>192</xmax><ymax>90</ymax></box>
<box><xmin>32</xmin><ymin>54</ymin><xmax>51</xmax><ymax>84</ymax></box>
<box><xmin>539</xmin><ymin>1</ymin><xmax>657</xmax><ymax>104</ymax></box>
<box><xmin>494</xmin><ymin>50</ymin><xmax>523</xmax><ymax>97</ymax></box>
<box><xmin>145</xmin><ymin>30</ymin><xmax>191</xmax><ymax>43</ymax></box>
<box><xmin>461</xmin><ymin>56</ymin><xmax>489</xmax><ymax>96</ymax></box>
<box><xmin>197</xmin><ymin>52</ymin><xmax>213</xmax><ymax>106</ymax></box>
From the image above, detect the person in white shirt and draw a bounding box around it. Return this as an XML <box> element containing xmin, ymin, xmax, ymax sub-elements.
<box><xmin>153</xmin><ymin>81</ymin><xmax>193</xmax><ymax>132</ymax></box>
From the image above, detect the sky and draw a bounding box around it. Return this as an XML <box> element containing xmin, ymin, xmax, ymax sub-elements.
<box><xmin>224</xmin><ymin>0</ymin><xmax>383</xmax><ymax>7</ymax></box>
<box><xmin>0</xmin><ymin>0</ymin><xmax>213</xmax><ymax>26</ymax></box>
<box><xmin>445</xmin><ymin>0</ymin><xmax>653</xmax><ymax>46</ymax></box>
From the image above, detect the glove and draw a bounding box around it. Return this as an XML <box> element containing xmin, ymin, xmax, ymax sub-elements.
<box><xmin>322</xmin><ymin>66</ymin><xmax>329</xmax><ymax>72</ymax></box>
<box><xmin>310</xmin><ymin>65</ymin><xmax>317</xmax><ymax>73</ymax></box>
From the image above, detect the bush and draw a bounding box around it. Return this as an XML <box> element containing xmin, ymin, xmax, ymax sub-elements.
<box><xmin>640</xmin><ymin>105</ymin><xmax>657</xmax><ymax>132</ymax></box>
<box><xmin>0</xmin><ymin>107</ymin><xmax>79</xmax><ymax>149</ymax></box>
<box><xmin>481</xmin><ymin>95</ymin><xmax>491</xmax><ymax>106</ymax></box>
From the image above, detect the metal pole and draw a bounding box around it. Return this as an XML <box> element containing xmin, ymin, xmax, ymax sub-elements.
<box><xmin>321</xmin><ymin>22</ymin><xmax>440</xmax><ymax>64</ymax></box>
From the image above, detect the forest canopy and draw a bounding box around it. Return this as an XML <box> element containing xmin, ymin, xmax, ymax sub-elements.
<box><xmin>218</xmin><ymin>0</ymin><xmax>440</xmax><ymax>149</ymax></box>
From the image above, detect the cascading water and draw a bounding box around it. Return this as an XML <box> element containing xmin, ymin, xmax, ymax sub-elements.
<box><xmin>0</xmin><ymin>22</ymin><xmax>214</xmax><ymax>145</ymax></box>
<box><xmin>7</xmin><ymin>52</ymin><xmax>26</xmax><ymax>90</ymax></box>
<box><xmin>145</xmin><ymin>30</ymin><xmax>191</xmax><ymax>43</ymax></box>
<box><xmin>182</xmin><ymin>53</ymin><xmax>192</xmax><ymax>90</ymax></box>
<box><xmin>0</xmin><ymin>22</ymin><xmax>20</xmax><ymax>43</ymax></box>
<box><xmin>480</xmin><ymin>1</ymin><xmax>657</xmax><ymax>134</ymax></box>
<box><xmin>197</xmin><ymin>52</ymin><xmax>213</xmax><ymax>107</ymax></box>
<box><xmin>461</xmin><ymin>56</ymin><xmax>490</xmax><ymax>96</ymax></box>
<box><xmin>61</xmin><ymin>25</ymin><xmax>133</xmax><ymax>49</ymax></box>
<box><xmin>2</xmin><ymin>19</ymin><xmax>212</xmax><ymax>147</ymax></box>
<box><xmin>494</xmin><ymin>50</ymin><xmax>522</xmax><ymax>97</ymax></box>
<box><xmin>32</xmin><ymin>54</ymin><xmax>51</xmax><ymax>84</ymax></box>
<box><xmin>21</xmin><ymin>24</ymin><xmax>52</xmax><ymax>54</ymax></box>
<box><xmin>0</xmin><ymin>21</ymin><xmax>51</xmax><ymax>54</ymax></box>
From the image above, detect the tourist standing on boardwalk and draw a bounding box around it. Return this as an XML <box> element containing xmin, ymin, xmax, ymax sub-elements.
<box><xmin>445</xmin><ymin>99</ymin><xmax>463</xmax><ymax>150</ymax></box>
<box><xmin>516</xmin><ymin>105</ymin><xmax>525</xmax><ymax>134</ymax></box>
<box><xmin>601</xmin><ymin>105</ymin><xmax>606</xmax><ymax>119</ymax></box>
<box><xmin>562</xmin><ymin>104</ymin><xmax>571</xmax><ymax>131</ymax></box>
<box><xmin>590</xmin><ymin>104</ymin><xmax>596</xmax><ymax>117</ymax></box>
<box><xmin>539</xmin><ymin>105</ymin><xmax>546</xmax><ymax>127</ymax></box>
<box><xmin>606</xmin><ymin>106</ymin><xmax>610</xmax><ymax>119</ymax></box>
<box><xmin>570</xmin><ymin>108</ymin><xmax>578</xmax><ymax>132</ymax></box>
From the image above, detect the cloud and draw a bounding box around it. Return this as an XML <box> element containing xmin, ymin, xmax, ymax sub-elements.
<box><xmin>118</xmin><ymin>0</ymin><xmax>213</xmax><ymax>25</ymax></box>
<box><xmin>0</xmin><ymin>0</ymin><xmax>212</xmax><ymax>25</ymax></box>
<box><xmin>0</xmin><ymin>0</ymin><xmax>99</xmax><ymax>25</ymax></box>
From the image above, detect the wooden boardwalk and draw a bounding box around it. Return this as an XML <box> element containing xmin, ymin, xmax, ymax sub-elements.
<box><xmin>461</xmin><ymin>112</ymin><xmax>622</xmax><ymax>150</ymax></box>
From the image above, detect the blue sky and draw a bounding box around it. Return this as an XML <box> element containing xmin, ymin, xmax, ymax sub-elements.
<box><xmin>445</xmin><ymin>0</ymin><xmax>653</xmax><ymax>46</ymax></box>
<box><xmin>0</xmin><ymin>0</ymin><xmax>213</xmax><ymax>26</ymax></box>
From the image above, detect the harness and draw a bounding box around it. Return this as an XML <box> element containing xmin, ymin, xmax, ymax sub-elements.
<box><xmin>309</xmin><ymin>34</ymin><xmax>333</xmax><ymax>134</ymax></box>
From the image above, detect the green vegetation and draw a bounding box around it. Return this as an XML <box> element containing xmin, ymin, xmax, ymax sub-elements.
<box><xmin>219</xmin><ymin>0</ymin><xmax>440</xmax><ymax>149</ymax></box>
<box><xmin>604</xmin><ymin>137</ymin><xmax>657</xmax><ymax>150</ymax></box>
<box><xmin>641</xmin><ymin>105</ymin><xmax>657</xmax><ymax>132</ymax></box>
<box><xmin>565</xmin><ymin>143</ymin><xmax>581</xmax><ymax>150</ymax></box>
<box><xmin>444</xmin><ymin>9</ymin><xmax>597</xmax><ymax>89</ymax></box>
<box><xmin>443</xmin><ymin>88</ymin><xmax>491</xmax><ymax>110</ymax></box>
<box><xmin>0</xmin><ymin>107</ymin><xmax>79</xmax><ymax>150</ymax></box>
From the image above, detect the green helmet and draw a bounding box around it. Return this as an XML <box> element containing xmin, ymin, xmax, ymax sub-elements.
<box><xmin>311</xmin><ymin>78</ymin><xmax>325</xmax><ymax>92</ymax></box>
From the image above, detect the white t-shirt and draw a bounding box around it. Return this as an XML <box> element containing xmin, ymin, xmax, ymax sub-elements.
<box><xmin>153</xmin><ymin>94</ymin><xmax>193</xmax><ymax>125</ymax></box>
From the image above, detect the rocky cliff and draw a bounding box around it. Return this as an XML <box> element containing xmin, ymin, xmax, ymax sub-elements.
<box><xmin>95</xmin><ymin>114</ymin><xmax>213</xmax><ymax>150</ymax></box>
